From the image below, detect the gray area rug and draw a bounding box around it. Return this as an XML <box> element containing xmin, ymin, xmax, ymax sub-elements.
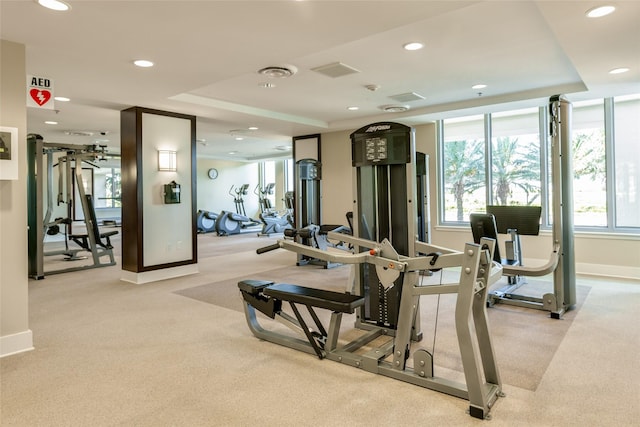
<box><xmin>175</xmin><ymin>264</ymin><xmax>590</xmax><ymax>391</ymax></box>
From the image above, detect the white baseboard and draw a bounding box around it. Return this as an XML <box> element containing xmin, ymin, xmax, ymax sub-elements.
<box><xmin>524</xmin><ymin>258</ymin><xmax>640</xmax><ymax>281</ymax></box>
<box><xmin>0</xmin><ymin>330</ymin><xmax>34</xmax><ymax>358</ymax></box>
<box><xmin>120</xmin><ymin>263</ymin><xmax>199</xmax><ymax>284</ymax></box>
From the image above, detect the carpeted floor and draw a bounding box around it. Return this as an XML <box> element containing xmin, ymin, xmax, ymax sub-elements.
<box><xmin>3</xmin><ymin>232</ymin><xmax>638</xmax><ymax>426</ymax></box>
<box><xmin>175</xmin><ymin>260</ymin><xmax>590</xmax><ymax>391</ymax></box>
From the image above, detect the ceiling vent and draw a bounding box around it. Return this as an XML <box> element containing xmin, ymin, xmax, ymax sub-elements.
<box><xmin>258</xmin><ymin>65</ymin><xmax>298</xmax><ymax>78</ymax></box>
<box><xmin>389</xmin><ymin>92</ymin><xmax>425</xmax><ymax>103</ymax></box>
<box><xmin>311</xmin><ymin>62</ymin><xmax>360</xmax><ymax>78</ymax></box>
<box><xmin>64</xmin><ymin>130</ymin><xmax>95</xmax><ymax>136</ymax></box>
<box><xmin>380</xmin><ymin>105</ymin><xmax>410</xmax><ymax>113</ymax></box>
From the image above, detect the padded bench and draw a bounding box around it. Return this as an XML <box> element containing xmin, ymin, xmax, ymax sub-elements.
<box><xmin>238</xmin><ymin>280</ymin><xmax>365</xmax><ymax>358</ymax></box>
<box><xmin>263</xmin><ymin>283</ymin><xmax>364</xmax><ymax>314</ymax></box>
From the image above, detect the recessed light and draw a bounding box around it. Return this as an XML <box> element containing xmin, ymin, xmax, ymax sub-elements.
<box><xmin>347</xmin><ymin>106</ymin><xmax>359</xmax><ymax>111</ymax></box>
<box><xmin>235</xmin><ymin>137</ymin><xmax>244</xmax><ymax>141</ymax></box>
<box><xmin>45</xmin><ymin>121</ymin><xmax>58</xmax><ymax>125</ymax></box>
<box><xmin>609</xmin><ymin>67</ymin><xmax>630</xmax><ymax>74</ymax></box>
<box><xmin>472</xmin><ymin>84</ymin><xmax>487</xmax><ymax>90</ymax></box>
<box><xmin>36</xmin><ymin>0</ymin><xmax>70</xmax><ymax>11</ymax></box>
<box><xmin>248</xmin><ymin>126</ymin><xmax>258</xmax><ymax>130</ymax></box>
<box><xmin>228</xmin><ymin>151</ymin><xmax>237</xmax><ymax>155</ymax></box>
<box><xmin>133</xmin><ymin>59</ymin><xmax>154</xmax><ymax>68</ymax></box>
<box><xmin>586</xmin><ymin>5</ymin><xmax>615</xmax><ymax>18</ymax></box>
<box><xmin>403</xmin><ymin>42</ymin><xmax>424</xmax><ymax>51</ymax></box>
<box><xmin>54</xmin><ymin>96</ymin><xmax>70</xmax><ymax>102</ymax></box>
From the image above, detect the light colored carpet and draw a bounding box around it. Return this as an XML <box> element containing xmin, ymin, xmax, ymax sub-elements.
<box><xmin>175</xmin><ymin>263</ymin><xmax>590</xmax><ymax>391</ymax></box>
<box><xmin>2</xmin><ymin>232</ymin><xmax>638</xmax><ymax>426</ymax></box>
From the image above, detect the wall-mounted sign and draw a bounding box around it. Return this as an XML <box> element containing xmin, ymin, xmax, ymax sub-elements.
<box><xmin>27</xmin><ymin>75</ymin><xmax>54</xmax><ymax>109</ymax></box>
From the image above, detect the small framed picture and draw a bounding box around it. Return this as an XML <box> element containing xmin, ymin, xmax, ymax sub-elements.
<box><xmin>0</xmin><ymin>126</ymin><xmax>18</xmax><ymax>180</ymax></box>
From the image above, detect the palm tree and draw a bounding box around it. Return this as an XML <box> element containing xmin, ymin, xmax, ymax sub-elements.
<box><xmin>492</xmin><ymin>136</ymin><xmax>541</xmax><ymax>205</ymax></box>
<box><xmin>443</xmin><ymin>139</ymin><xmax>485</xmax><ymax>220</ymax></box>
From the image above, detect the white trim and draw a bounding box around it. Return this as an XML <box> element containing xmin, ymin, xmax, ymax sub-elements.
<box><xmin>120</xmin><ymin>264</ymin><xmax>199</xmax><ymax>285</ymax></box>
<box><xmin>0</xmin><ymin>330</ymin><xmax>34</xmax><ymax>358</ymax></box>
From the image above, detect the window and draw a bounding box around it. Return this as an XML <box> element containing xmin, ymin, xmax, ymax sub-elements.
<box><xmin>613</xmin><ymin>95</ymin><xmax>640</xmax><ymax>228</ymax></box>
<box><xmin>437</xmin><ymin>95</ymin><xmax>639</xmax><ymax>234</ymax></box>
<box><xmin>440</xmin><ymin>115</ymin><xmax>485</xmax><ymax>222</ymax></box>
<box><xmin>491</xmin><ymin>108</ymin><xmax>541</xmax><ymax>206</ymax></box>
<box><xmin>93</xmin><ymin>167</ymin><xmax>121</xmax><ymax>209</ymax></box>
<box><xmin>571</xmin><ymin>100</ymin><xmax>606</xmax><ymax>226</ymax></box>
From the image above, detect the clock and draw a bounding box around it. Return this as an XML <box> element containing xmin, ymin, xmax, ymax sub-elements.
<box><xmin>207</xmin><ymin>168</ymin><xmax>219</xmax><ymax>180</ymax></box>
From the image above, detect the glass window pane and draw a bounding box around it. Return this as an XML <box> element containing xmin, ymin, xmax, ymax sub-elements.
<box><xmin>491</xmin><ymin>108</ymin><xmax>541</xmax><ymax>206</ymax></box>
<box><xmin>614</xmin><ymin>95</ymin><xmax>640</xmax><ymax>228</ymax></box>
<box><xmin>571</xmin><ymin>100</ymin><xmax>607</xmax><ymax>227</ymax></box>
<box><xmin>442</xmin><ymin>116</ymin><xmax>486</xmax><ymax>222</ymax></box>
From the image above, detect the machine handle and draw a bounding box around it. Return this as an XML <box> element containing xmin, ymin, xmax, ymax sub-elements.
<box><xmin>256</xmin><ymin>243</ymin><xmax>281</xmax><ymax>254</ymax></box>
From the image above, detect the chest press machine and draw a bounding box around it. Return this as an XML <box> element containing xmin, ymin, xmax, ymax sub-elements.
<box><xmin>238</xmin><ymin>122</ymin><xmax>505</xmax><ymax>419</ymax></box>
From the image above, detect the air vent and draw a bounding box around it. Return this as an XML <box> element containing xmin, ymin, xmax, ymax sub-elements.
<box><xmin>389</xmin><ymin>92</ymin><xmax>425</xmax><ymax>103</ymax></box>
<box><xmin>258</xmin><ymin>65</ymin><xmax>298</xmax><ymax>78</ymax></box>
<box><xmin>380</xmin><ymin>105</ymin><xmax>410</xmax><ymax>113</ymax></box>
<box><xmin>64</xmin><ymin>130</ymin><xmax>95</xmax><ymax>136</ymax></box>
<box><xmin>311</xmin><ymin>62</ymin><xmax>360</xmax><ymax>78</ymax></box>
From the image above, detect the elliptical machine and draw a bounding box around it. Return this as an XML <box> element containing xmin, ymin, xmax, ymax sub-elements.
<box><xmin>196</xmin><ymin>209</ymin><xmax>218</xmax><ymax>233</ymax></box>
<box><xmin>255</xmin><ymin>183</ymin><xmax>293</xmax><ymax>236</ymax></box>
<box><xmin>215</xmin><ymin>184</ymin><xmax>261</xmax><ymax>236</ymax></box>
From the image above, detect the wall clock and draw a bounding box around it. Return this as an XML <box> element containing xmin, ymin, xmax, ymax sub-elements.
<box><xmin>207</xmin><ymin>168</ymin><xmax>218</xmax><ymax>180</ymax></box>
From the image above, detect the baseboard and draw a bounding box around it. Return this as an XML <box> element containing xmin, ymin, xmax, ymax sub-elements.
<box><xmin>120</xmin><ymin>264</ymin><xmax>199</xmax><ymax>284</ymax></box>
<box><xmin>0</xmin><ymin>329</ymin><xmax>34</xmax><ymax>358</ymax></box>
<box><xmin>524</xmin><ymin>257</ymin><xmax>640</xmax><ymax>281</ymax></box>
<box><xmin>575</xmin><ymin>262</ymin><xmax>640</xmax><ymax>281</ymax></box>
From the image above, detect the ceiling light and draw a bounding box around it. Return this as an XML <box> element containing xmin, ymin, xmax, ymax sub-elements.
<box><xmin>133</xmin><ymin>59</ymin><xmax>154</xmax><ymax>68</ymax></box>
<box><xmin>248</xmin><ymin>126</ymin><xmax>258</xmax><ymax>130</ymax></box>
<box><xmin>36</xmin><ymin>0</ymin><xmax>70</xmax><ymax>11</ymax></box>
<box><xmin>586</xmin><ymin>5</ymin><xmax>615</xmax><ymax>18</ymax></box>
<box><xmin>258</xmin><ymin>65</ymin><xmax>297</xmax><ymax>78</ymax></box>
<box><xmin>609</xmin><ymin>67</ymin><xmax>630</xmax><ymax>74</ymax></box>
<box><xmin>45</xmin><ymin>121</ymin><xmax>58</xmax><ymax>125</ymax></box>
<box><xmin>54</xmin><ymin>96</ymin><xmax>70</xmax><ymax>102</ymax></box>
<box><xmin>228</xmin><ymin>151</ymin><xmax>237</xmax><ymax>155</ymax></box>
<box><xmin>347</xmin><ymin>106</ymin><xmax>359</xmax><ymax>111</ymax></box>
<box><xmin>403</xmin><ymin>42</ymin><xmax>424</xmax><ymax>51</ymax></box>
<box><xmin>472</xmin><ymin>84</ymin><xmax>487</xmax><ymax>90</ymax></box>
<box><xmin>235</xmin><ymin>137</ymin><xmax>244</xmax><ymax>141</ymax></box>
<box><xmin>258</xmin><ymin>82</ymin><xmax>276</xmax><ymax>88</ymax></box>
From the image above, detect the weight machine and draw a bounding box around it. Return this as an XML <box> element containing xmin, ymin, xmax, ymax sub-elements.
<box><xmin>27</xmin><ymin>134</ymin><xmax>118</xmax><ymax>279</ymax></box>
<box><xmin>470</xmin><ymin>96</ymin><xmax>576</xmax><ymax>319</ymax></box>
<box><xmin>239</xmin><ymin>122</ymin><xmax>505</xmax><ymax>419</ymax></box>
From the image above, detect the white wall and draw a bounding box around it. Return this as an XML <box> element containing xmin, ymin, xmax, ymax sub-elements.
<box><xmin>318</xmin><ymin>122</ymin><xmax>640</xmax><ymax>280</ymax></box>
<box><xmin>0</xmin><ymin>39</ymin><xmax>32</xmax><ymax>357</ymax></box>
<box><xmin>196</xmin><ymin>158</ymin><xmax>260</xmax><ymax>219</ymax></box>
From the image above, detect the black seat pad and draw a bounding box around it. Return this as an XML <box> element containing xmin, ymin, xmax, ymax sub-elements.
<box><xmin>263</xmin><ymin>283</ymin><xmax>364</xmax><ymax>313</ymax></box>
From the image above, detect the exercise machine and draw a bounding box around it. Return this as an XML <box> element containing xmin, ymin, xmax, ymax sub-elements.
<box><xmin>239</xmin><ymin>122</ymin><xmax>504</xmax><ymax>419</ymax></box>
<box><xmin>215</xmin><ymin>184</ymin><xmax>261</xmax><ymax>236</ymax></box>
<box><xmin>255</xmin><ymin>183</ymin><xmax>294</xmax><ymax>236</ymax></box>
<box><xmin>27</xmin><ymin>134</ymin><xmax>118</xmax><ymax>278</ymax></box>
<box><xmin>469</xmin><ymin>95</ymin><xmax>576</xmax><ymax>319</ymax></box>
<box><xmin>196</xmin><ymin>209</ymin><xmax>218</xmax><ymax>233</ymax></box>
<box><xmin>292</xmin><ymin>158</ymin><xmax>351</xmax><ymax>267</ymax></box>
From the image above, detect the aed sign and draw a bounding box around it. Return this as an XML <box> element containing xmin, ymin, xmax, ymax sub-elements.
<box><xmin>27</xmin><ymin>75</ymin><xmax>54</xmax><ymax>109</ymax></box>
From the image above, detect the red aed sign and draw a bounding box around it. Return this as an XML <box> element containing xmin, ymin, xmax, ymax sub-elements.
<box><xmin>27</xmin><ymin>75</ymin><xmax>54</xmax><ymax>109</ymax></box>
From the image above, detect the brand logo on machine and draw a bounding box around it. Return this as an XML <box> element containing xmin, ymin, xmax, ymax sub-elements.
<box><xmin>365</xmin><ymin>124</ymin><xmax>391</xmax><ymax>132</ymax></box>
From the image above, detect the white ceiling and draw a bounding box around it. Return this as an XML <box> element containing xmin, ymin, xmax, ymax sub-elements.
<box><xmin>1</xmin><ymin>0</ymin><xmax>639</xmax><ymax>161</ymax></box>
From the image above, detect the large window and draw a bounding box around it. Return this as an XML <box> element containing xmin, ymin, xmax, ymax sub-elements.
<box><xmin>438</xmin><ymin>95</ymin><xmax>640</xmax><ymax>234</ymax></box>
<box><xmin>491</xmin><ymin>108</ymin><xmax>541</xmax><ymax>206</ymax></box>
<box><xmin>571</xmin><ymin>100</ymin><xmax>606</xmax><ymax>226</ymax></box>
<box><xmin>613</xmin><ymin>95</ymin><xmax>640</xmax><ymax>228</ymax></box>
<box><xmin>440</xmin><ymin>115</ymin><xmax>485</xmax><ymax>222</ymax></box>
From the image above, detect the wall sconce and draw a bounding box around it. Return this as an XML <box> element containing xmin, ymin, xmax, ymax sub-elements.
<box><xmin>158</xmin><ymin>150</ymin><xmax>177</xmax><ymax>171</ymax></box>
